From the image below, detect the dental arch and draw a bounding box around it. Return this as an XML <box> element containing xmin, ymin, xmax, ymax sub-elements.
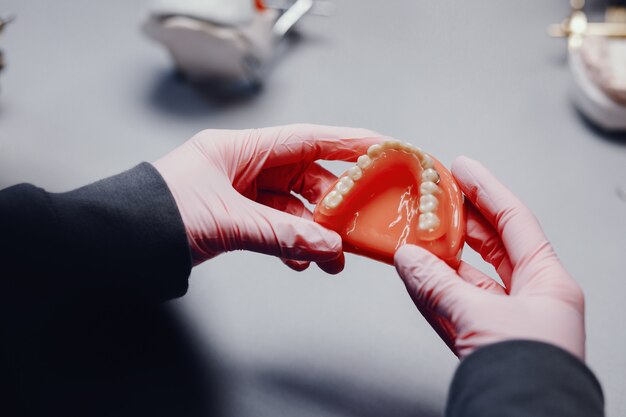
<box><xmin>322</xmin><ymin>141</ymin><xmax>443</xmax><ymax>232</ymax></box>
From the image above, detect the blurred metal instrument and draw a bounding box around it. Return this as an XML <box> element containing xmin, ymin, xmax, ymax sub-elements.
<box><xmin>0</xmin><ymin>13</ymin><xmax>16</xmax><ymax>76</ymax></box>
<box><xmin>273</xmin><ymin>0</ymin><xmax>314</xmax><ymax>38</ymax></box>
<box><xmin>549</xmin><ymin>0</ymin><xmax>626</xmax><ymax>49</ymax></box>
<box><xmin>263</xmin><ymin>0</ymin><xmax>334</xmax><ymax>16</ymax></box>
<box><xmin>143</xmin><ymin>0</ymin><xmax>332</xmax><ymax>85</ymax></box>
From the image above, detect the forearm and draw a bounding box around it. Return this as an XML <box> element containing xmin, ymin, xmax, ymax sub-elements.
<box><xmin>446</xmin><ymin>340</ymin><xmax>604</xmax><ymax>417</ymax></box>
<box><xmin>0</xmin><ymin>163</ymin><xmax>191</xmax><ymax>302</ymax></box>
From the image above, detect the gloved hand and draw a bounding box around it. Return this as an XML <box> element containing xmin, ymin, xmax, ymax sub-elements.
<box><xmin>154</xmin><ymin>124</ymin><xmax>384</xmax><ymax>273</ymax></box>
<box><xmin>394</xmin><ymin>157</ymin><xmax>585</xmax><ymax>360</ymax></box>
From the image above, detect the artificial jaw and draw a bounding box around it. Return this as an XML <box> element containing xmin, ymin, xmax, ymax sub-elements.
<box><xmin>313</xmin><ymin>141</ymin><xmax>465</xmax><ymax>267</ymax></box>
<box><xmin>581</xmin><ymin>35</ymin><xmax>626</xmax><ymax>106</ymax></box>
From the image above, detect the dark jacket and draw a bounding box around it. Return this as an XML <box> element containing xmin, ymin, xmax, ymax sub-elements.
<box><xmin>0</xmin><ymin>164</ymin><xmax>604</xmax><ymax>417</ymax></box>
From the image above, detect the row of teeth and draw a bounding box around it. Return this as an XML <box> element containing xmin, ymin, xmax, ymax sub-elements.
<box><xmin>322</xmin><ymin>141</ymin><xmax>443</xmax><ymax>231</ymax></box>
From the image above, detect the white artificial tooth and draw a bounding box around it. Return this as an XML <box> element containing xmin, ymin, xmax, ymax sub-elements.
<box><xmin>420</xmin><ymin>181</ymin><xmax>441</xmax><ymax>195</ymax></box>
<box><xmin>386</xmin><ymin>140</ymin><xmax>402</xmax><ymax>149</ymax></box>
<box><xmin>402</xmin><ymin>142</ymin><xmax>414</xmax><ymax>152</ymax></box>
<box><xmin>323</xmin><ymin>190</ymin><xmax>343</xmax><ymax>209</ymax></box>
<box><xmin>357</xmin><ymin>154</ymin><xmax>373</xmax><ymax>169</ymax></box>
<box><xmin>335</xmin><ymin>176</ymin><xmax>354</xmax><ymax>195</ymax></box>
<box><xmin>367</xmin><ymin>144</ymin><xmax>383</xmax><ymax>158</ymax></box>
<box><xmin>419</xmin><ymin>194</ymin><xmax>439</xmax><ymax>212</ymax></box>
<box><xmin>421</xmin><ymin>168</ymin><xmax>440</xmax><ymax>183</ymax></box>
<box><xmin>421</xmin><ymin>154</ymin><xmax>435</xmax><ymax>169</ymax></box>
<box><xmin>347</xmin><ymin>166</ymin><xmax>363</xmax><ymax>181</ymax></box>
<box><xmin>419</xmin><ymin>212</ymin><xmax>441</xmax><ymax>231</ymax></box>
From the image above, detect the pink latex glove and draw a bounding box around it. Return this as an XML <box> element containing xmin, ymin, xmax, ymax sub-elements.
<box><xmin>394</xmin><ymin>157</ymin><xmax>585</xmax><ymax>360</ymax></box>
<box><xmin>154</xmin><ymin>124</ymin><xmax>385</xmax><ymax>273</ymax></box>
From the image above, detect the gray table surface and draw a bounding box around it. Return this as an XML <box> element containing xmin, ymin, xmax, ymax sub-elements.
<box><xmin>1</xmin><ymin>1</ymin><xmax>625</xmax><ymax>416</ymax></box>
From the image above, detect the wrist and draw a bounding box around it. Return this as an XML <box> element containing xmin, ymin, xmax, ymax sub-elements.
<box><xmin>459</xmin><ymin>330</ymin><xmax>585</xmax><ymax>362</ymax></box>
<box><xmin>152</xmin><ymin>157</ymin><xmax>221</xmax><ymax>265</ymax></box>
<box><xmin>449</xmin><ymin>340</ymin><xmax>603</xmax><ymax>417</ymax></box>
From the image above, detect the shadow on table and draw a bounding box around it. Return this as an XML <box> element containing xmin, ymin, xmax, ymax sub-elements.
<box><xmin>0</xmin><ymin>290</ymin><xmax>225</xmax><ymax>417</ymax></box>
<box><xmin>144</xmin><ymin>30</ymin><xmax>317</xmax><ymax>119</ymax></box>
<box><xmin>258</xmin><ymin>367</ymin><xmax>443</xmax><ymax>417</ymax></box>
<box><xmin>0</xmin><ymin>284</ymin><xmax>444</xmax><ymax>417</ymax></box>
<box><xmin>146</xmin><ymin>69</ymin><xmax>262</xmax><ymax>119</ymax></box>
<box><xmin>574</xmin><ymin>107</ymin><xmax>626</xmax><ymax>147</ymax></box>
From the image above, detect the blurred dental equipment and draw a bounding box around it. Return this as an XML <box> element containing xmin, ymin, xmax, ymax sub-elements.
<box><xmin>0</xmin><ymin>13</ymin><xmax>15</xmax><ymax>88</ymax></box>
<box><xmin>143</xmin><ymin>0</ymin><xmax>330</xmax><ymax>85</ymax></box>
<box><xmin>550</xmin><ymin>0</ymin><xmax>626</xmax><ymax>131</ymax></box>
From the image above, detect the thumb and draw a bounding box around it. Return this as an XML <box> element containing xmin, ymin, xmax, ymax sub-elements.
<box><xmin>394</xmin><ymin>245</ymin><xmax>479</xmax><ymax>322</ymax></box>
<box><xmin>241</xmin><ymin>201</ymin><xmax>343</xmax><ymax>264</ymax></box>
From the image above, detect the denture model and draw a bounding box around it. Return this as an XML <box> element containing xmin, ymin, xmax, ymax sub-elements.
<box><xmin>549</xmin><ymin>2</ymin><xmax>626</xmax><ymax>131</ymax></box>
<box><xmin>571</xmin><ymin>34</ymin><xmax>626</xmax><ymax>131</ymax></box>
<box><xmin>313</xmin><ymin>141</ymin><xmax>465</xmax><ymax>268</ymax></box>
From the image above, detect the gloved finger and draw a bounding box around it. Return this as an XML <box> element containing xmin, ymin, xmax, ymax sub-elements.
<box><xmin>464</xmin><ymin>202</ymin><xmax>514</xmax><ymax>290</ymax></box>
<box><xmin>281</xmin><ymin>258</ymin><xmax>311</xmax><ymax>271</ymax></box>
<box><xmin>451</xmin><ymin>157</ymin><xmax>557</xmax><ymax>279</ymax></box>
<box><xmin>258</xmin><ymin>190</ymin><xmax>345</xmax><ymax>273</ymax></box>
<box><xmin>256</xmin><ymin>162</ymin><xmax>338</xmax><ymax>204</ymax></box>
<box><xmin>295</xmin><ymin>163</ymin><xmax>340</xmax><ymax>204</ymax></box>
<box><xmin>256</xmin><ymin>192</ymin><xmax>343</xmax><ymax>273</ymax></box>
<box><xmin>256</xmin><ymin>124</ymin><xmax>388</xmax><ymax>168</ymax></box>
<box><xmin>394</xmin><ymin>245</ymin><xmax>469</xmax><ymax>356</ymax></box>
<box><xmin>257</xmin><ymin>192</ymin><xmax>320</xmax><ymax>272</ymax></box>
<box><xmin>316</xmin><ymin>251</ymin><xmax>345</xmax><ymax>275</ymax></box>
<box><xmin>419</xmin><ymin>306</ymin><xmax>459</xmax><ymax>355</ymax></box>
<box><xmin>394</xmin><ymin>244</ymin><xmax>483</xmax><ymax>324</ymax></box>
<box><xmin>256</xmin><ymin>191</ymin><xmax>313</xmax><ymax>219</ymax></box>
<box><xmin>457</xmin><ymin>261</ymin><xmax>507</xmax><ymax>295</ymax></box>
<box><xmin>240</xmin><ymin>199</ymin><xmax>343</xmax><ymax>264</ymax></box>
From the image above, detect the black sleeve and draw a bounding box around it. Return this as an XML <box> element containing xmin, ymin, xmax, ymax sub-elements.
<box><xmin>0</xmin><ymin>162</ymin><xmax>191</xmax><ymax>303</ymax></box>
<box><xmin>446</xmin><ymin>340</ymin><xmax>604</xmax><ymax>417</ymax></box>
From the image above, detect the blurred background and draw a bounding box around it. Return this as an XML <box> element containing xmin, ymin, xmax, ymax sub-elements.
<box><xmin>0</xmin><ymin>1</ymin><xmax>625</xmax><ymax>416</ymax></box>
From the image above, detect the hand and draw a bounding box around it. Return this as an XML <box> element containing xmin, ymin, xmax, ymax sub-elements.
<box><xmin>154</xmin><ymin>124</ymin><xmax>385</xmax><ymax>272</ymax></box>
<box><xmin>394</xmin><ymin>157</ymin><xmax>585</xmax><ymax>360</ymax></box>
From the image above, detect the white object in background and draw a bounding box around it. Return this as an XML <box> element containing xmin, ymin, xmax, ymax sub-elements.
<box><xmin>0</xmin><ymin>13</ymin><xmax>16</xmax><ymax>80</ymax></box>
<box><xmin>148</xmin><ymin>0</ymin><xmax>256</xmax><ymax>26</ymax></box>
<box><xmin>550</xmin><ymin>2</ymin><xmax>626</xmax><ymax>131</ymax></box>
<box><xmin>143</xmin><ymin>0</ymin><xmax>315</xmax><ymax>84</ymax></box>
<box><xmin>569</xmin><ymin>39</ymin><xmax>626</xmax><ymax>131</ymax></box>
